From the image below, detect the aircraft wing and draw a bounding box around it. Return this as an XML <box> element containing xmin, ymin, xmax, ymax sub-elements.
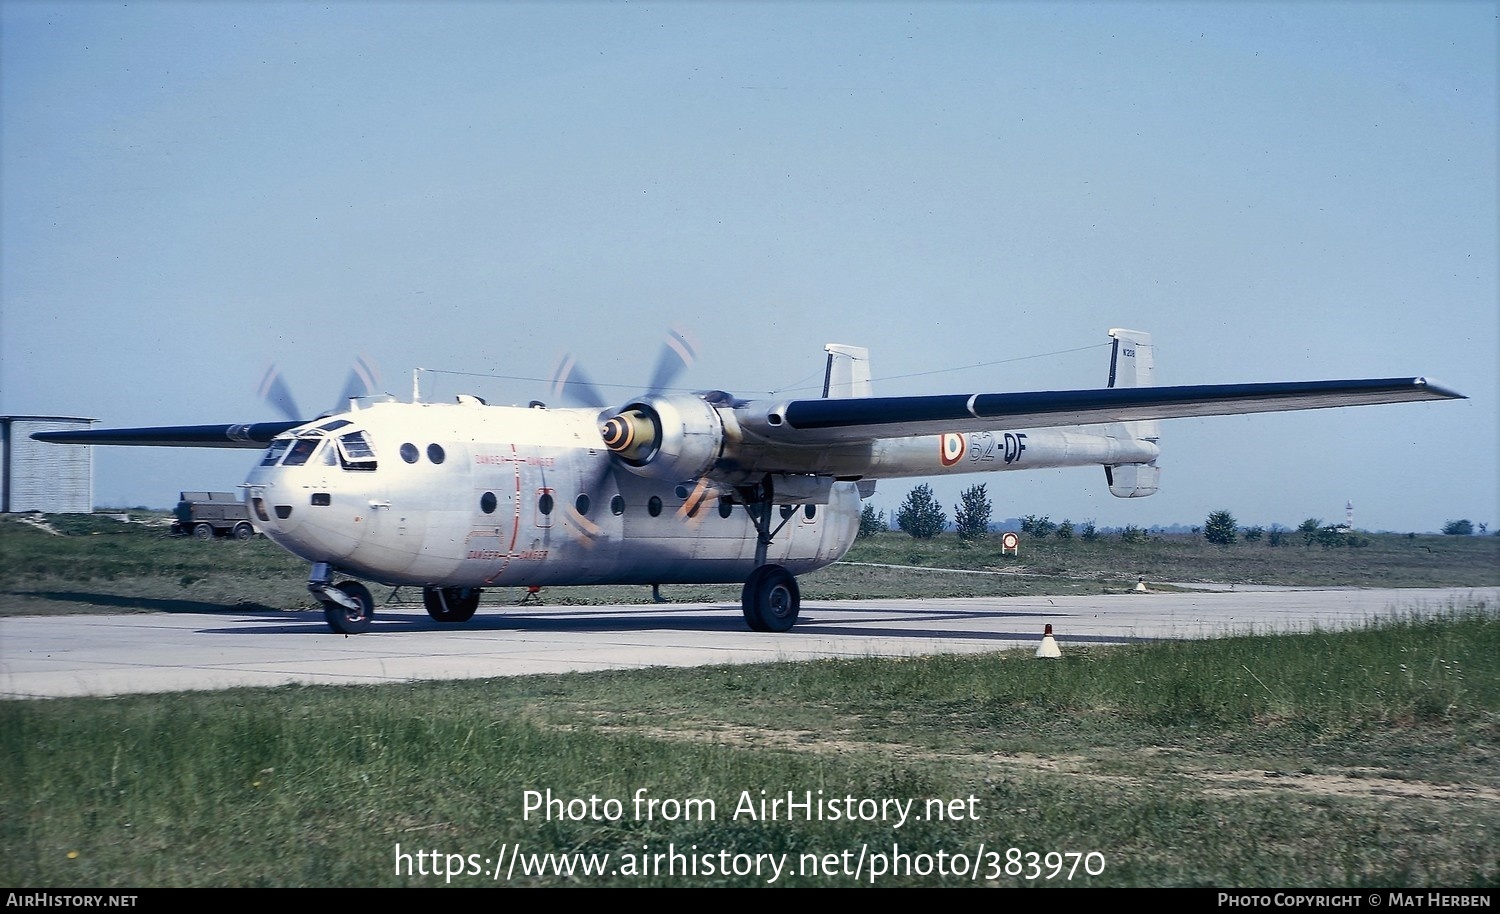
<box><xmin>29</xmin><ymin>421</ymin><xmax>308</xmax><ymax>448</ymax></box>
<box><xmin>745</xmin><ymin>377</ymin><xmax>1463</xmax><ymax>443</ymax></box>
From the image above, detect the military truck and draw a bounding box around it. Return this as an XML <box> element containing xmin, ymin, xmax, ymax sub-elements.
<box><xmin>171</xmin><ymin>491</ymin><xmax>256</xmax><ymax>540</ymax></box>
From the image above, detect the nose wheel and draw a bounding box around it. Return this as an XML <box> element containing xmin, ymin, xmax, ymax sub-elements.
<box><xmin>320</xmin><ymin>580</ymin><xmax>374</xmax><ymax>634</ymax></box>
<box><xmin>308</xmin><ymin>564</ymin><xmax>375</xmax><ymax>634</ymax></box>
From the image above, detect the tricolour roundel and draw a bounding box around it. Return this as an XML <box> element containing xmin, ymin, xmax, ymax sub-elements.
<box><xmin>939</xmin><ymin>433</ymin><xmax>965</xmax><ymax>467</ymax></box>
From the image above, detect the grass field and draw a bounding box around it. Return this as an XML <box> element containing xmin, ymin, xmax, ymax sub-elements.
<box><xmin>3</xmin><ymin>512</ymin><xmax>1497</xmax><ymax>615</ymax></box>
<box><xmin>3</xmin><ymin>607</ymin><xmax>1495</xmax><ymax>887</ymax></box>
<box><xmin>2</xmin><ymin>514</ymin><xmax>1497</xmax><ymax>887</ymax></box>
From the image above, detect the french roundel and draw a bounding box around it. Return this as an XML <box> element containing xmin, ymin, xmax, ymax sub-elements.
<box><xmin>939</xmin><ymin>433</ymin><xmax>965</xmax><ymax>467</ymax></box>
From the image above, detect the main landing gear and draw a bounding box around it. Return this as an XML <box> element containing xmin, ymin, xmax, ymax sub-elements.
<box><xmin>423</xmin><ymin>586</ymin><xmax>480</xmax><ymax>623</ymax></box>
<box><xmin>741</xmin><ymin>564</ymin><xmax>800</xmax><ymax>632</ymax></box>
<box><xmin>737</xmin><ymin>477</ymin><xmax>803</xmax><ymax>633</ymax></box>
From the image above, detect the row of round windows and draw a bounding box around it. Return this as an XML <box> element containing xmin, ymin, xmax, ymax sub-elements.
<box><xmin>476</xmin><ymin>491</ymin><xmax>818</xmax><ymax>521</ymax></box>
<box><xmin>399</xmin><ymin>443</ymin><xmax>446</xmax><ymax>465</ymax></box>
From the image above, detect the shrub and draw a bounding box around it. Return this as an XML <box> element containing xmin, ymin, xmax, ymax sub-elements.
<box><xmin>1020</xmin><ymin>514</ymin><xmax>1056</xmax><ymax>539</ymax></box>
<box><xmin>857</xmin><ymin>503</ymin><xmax>886</xmax><ymax>539</ymax></box>
<box><xmin>954</xmin><ymin>484</ymin><xmax>992</xmax><ymax>541</ymax></box>
<box><xmin>1299</xmin><ymin>518</ymin><xmax>1323</xmax><ymax>547</ymax></box>
<box><xmin>895</xmin><ymin>484</ymin><xmax>947</xmax><ymax>539</ymax></box>
<box><xmin>1204</xmin><ymin>510</ymin><xmax>1238</xmax><ymax>546</ymax></box>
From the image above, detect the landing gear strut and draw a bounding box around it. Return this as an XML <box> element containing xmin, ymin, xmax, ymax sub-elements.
<box><xmin>423</xmin><ymin>586</ymin><xmax>480</xmax><ymax>623</ymax></box>
<box><xmin>738</xmin><ymin>476</ymin><xmax>803</xmax><ymax>632</ymax></box>
<box><xmin>309</xmin><ymin>563</ymin><xmax>374</xmax><ymax>634</ymax></box>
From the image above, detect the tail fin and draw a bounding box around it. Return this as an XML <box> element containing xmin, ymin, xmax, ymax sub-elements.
<box><xmin>824</xmin><ymin>344</ymin><xmax>877</xmax><ymax>497</ymax></box>
<box><xmin>1105</xmin><ymin>329</ymin><xmax>1160</xmax><ymax>498</ymax></box>
<box><xmin>823</xmin><ymin>344</ymin><xmax>872</xmax><ymax>399</ymax></box>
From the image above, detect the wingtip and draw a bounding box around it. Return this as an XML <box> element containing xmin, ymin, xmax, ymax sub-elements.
<box><xmin>1415</xmin><ymin>377</ymin><xmax>1467</xmax><ymax>400</ymax></box>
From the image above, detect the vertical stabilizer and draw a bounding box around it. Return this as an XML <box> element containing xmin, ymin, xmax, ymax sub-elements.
<box><xmin>1107</xmin><ymin>328</ymin><xmax>1155</xmax><ymax>389</ymax></box>
<box><xmin>1105</xmin><ymin>329</ymin><xmax>1160</xmax><ymax>498</ymax></box>
<box><xmin>824</xmin><ymin>344</ymin><xmax>875</xmax><ymax>497</ymax></box>
<box><xmin>822</xmin><ymin>344</ymin><xmax>872</xmax><ymax>399</ymax></box>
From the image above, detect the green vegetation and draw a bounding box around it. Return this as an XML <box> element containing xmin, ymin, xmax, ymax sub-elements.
<box><xmin>3</xmin><ymin>513</ymin><xmax>1498</xmax><ymax>617</ymax></box>
<box><xmin>1020</xmin><ymin>514</ymin><xmax>1056</xmax><ymax>538</ymax></box>
<box><xmin>3</xmin><ymin>607</ymin><xmax>1495</xmax><ymax>887</ymax></box>
<box><xmin>844</xmin><ymin>528</ymin><xmax>1498</xmax><ymax>589</ymax></box>
<box><xmin>953</xmin><ymin>483</ymin><xmax>992</xmax><ymax>541</ymax></box>
<box><xmin>894</xmin><ymin>484</ymin><xmax>946</xmax><ymax>540</ymax></box>
<box><xmin>1204</xmin><ymin>509</ymin><xmax>1238</xmax><ymax>545</ymax></box>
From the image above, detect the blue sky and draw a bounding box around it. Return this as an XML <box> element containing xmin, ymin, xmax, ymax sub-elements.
<box><xmin>3</xmin><ymin>1</ymin><xmax>1495</xmax><ymax>533</ymax></box>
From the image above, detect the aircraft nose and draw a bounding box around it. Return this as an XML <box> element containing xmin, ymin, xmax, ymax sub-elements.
<box><xmin>244</xmin><ymin>484</ymin><xmax>296</xmax><ymax>535</ymax></box>
<box><xmin>243</xmin><ymin>473</ymin><xmax>365</xmax><ymax>565</ymax></box>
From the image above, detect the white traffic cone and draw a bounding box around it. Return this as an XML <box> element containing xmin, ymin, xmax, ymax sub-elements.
<box><xmin>1035</xmin><ymin>623</ymin><xmax>1061</xmax><ymax>659</ymax></box>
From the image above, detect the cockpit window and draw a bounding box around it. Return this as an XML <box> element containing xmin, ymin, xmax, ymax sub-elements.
<box><xmin>260</xmin><ymin>439</ymin><xmax>291</xmax><ymax>466</ymax></box>
<box><xmin>282</xmin><ymin>437</ymin><xmax>323</xmax><ymax>467</ymax></box>
<box><xmin>337</xmin><ymin>431</ymin><xmax>378</xmax><ymax>471</ymax></box>
<box><xmin>265</xmin><ymin>428</ymin><xmax>377</xmax><ymax>471</ymax></box>
<box><xmin>318</xmin><ymin>419</ymin><xmax>353</xmax><ymax>432</ymax></box>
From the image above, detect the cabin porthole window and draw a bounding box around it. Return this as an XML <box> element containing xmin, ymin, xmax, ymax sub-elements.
<box><xmin>610</xmin><ymin>495</ymin><xmax>625</xmax><ymax>516</ymax></box>
<box><xmin>480</xmin><ymin>492</ymin><xmax>497</xmax><ymax>514</ymax></box>
<box><xmin>400</xmin><ymin>443</ymin><xmax>419</xmax><ymax>464</ymax></box>
<box><xmin>427</xmin><ymin>443</ymin><xmax>446</xmax><ymax>464</ymax></box>
<box><xmin>537</xmin><ymin>492</ymin><xmax>554</xmax><ymax>515</ymax></box>
<box><xmin>575</xmin><ymin>494</ymin><xmax>591</xmax><ymax>516</ymax></box>
<box><xmin>647</xmin><ymin>496</ymin><xmax>663</xmax><ymax>517</ymax></box>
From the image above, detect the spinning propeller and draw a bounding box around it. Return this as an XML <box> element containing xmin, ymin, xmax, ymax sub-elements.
<box><xmin>548</xmin><ymin>328</ymin><xmax>727</xmax><ymax>534</ymax></box>
<box><xmin>258</xmin><ymin>355</ymin><xmax>381</xmax><ymax>421</ymax></box>
<box><xmin>549</xmin><ymin>327</ymin><xmax>698</xmax><ymax>410</ymax></box>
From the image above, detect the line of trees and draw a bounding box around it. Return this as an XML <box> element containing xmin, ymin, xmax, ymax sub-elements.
<box><xmin>865</xmin><ymin>486</ymin><xmax>1493</xmax><ymax>542</ymax></box>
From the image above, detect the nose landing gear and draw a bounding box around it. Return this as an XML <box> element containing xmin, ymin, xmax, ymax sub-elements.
<box><xmin>308</xmin><ymin>563</ymin><xmax>374</xmax><ymax>634</ymax></box>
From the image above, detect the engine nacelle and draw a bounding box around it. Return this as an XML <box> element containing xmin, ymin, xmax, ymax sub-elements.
<box><xmin>601</xmin><ymin>394</ymin><xmax>725</xmax><ymax>481</ymax></box>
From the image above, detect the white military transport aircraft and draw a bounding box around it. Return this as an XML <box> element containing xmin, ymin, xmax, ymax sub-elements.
<box><xmin>34</xmin><ymin>329</ymin><xmax>1462</xmax><ymax>634</ymax></box>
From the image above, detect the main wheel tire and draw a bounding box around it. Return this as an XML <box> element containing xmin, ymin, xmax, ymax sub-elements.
<box><xmin>193</xmin><ymin>523</ymin><xmax>216</xmax><ymax>540</ymax></box>
<box><xmin>423</xmin><ymin>586</ymin><xmax>480</xmax><ymax>623</ymax></box>
<box><xmin>741</xmin><ymin>567</ymin><xmax>771</xmax><ymax>632</ymax></box>
<box><xmin>742</xmin><ymin>564</ymin><xmax>800</xmax><ymax>633</ymax></box>
<box><xmin>232</xmin><ymin>523</ymin><xmax>255</xmax><ymax>541</ymax></box>
<box><xmin>324</xmin><ymin>581</ymin><xmax>374</xmax><ymax>634</ymax></box>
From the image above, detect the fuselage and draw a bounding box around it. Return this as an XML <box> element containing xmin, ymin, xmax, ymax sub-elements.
<box><xmin>243</xmin><ymin>398</ymin><xmax>862</xmax><ymax>588</ymax></box>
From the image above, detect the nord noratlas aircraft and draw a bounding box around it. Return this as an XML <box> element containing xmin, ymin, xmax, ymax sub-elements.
<box><xmin>34</xmin><ymin>329</ymin><xmax>1462</xmax><ymax>634</ymax></box>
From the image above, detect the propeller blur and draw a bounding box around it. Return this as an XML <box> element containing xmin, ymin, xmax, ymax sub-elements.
<box><xmin>33</xmin><ymin>329</ymin><xmax>1463</xmax><ymax>634</ymax></box>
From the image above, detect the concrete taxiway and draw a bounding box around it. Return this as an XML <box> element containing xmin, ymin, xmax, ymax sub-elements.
<box><xmin>3</xmin><ymin>586</ymin><xmax>1494</xmax><ymax>699</ymax></box>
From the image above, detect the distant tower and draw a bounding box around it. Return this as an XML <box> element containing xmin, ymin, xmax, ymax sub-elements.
<box><xmin>1345</xmin><ymin>501</ymin><xmax>1354</xmax><ymax>531</ymax></box>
